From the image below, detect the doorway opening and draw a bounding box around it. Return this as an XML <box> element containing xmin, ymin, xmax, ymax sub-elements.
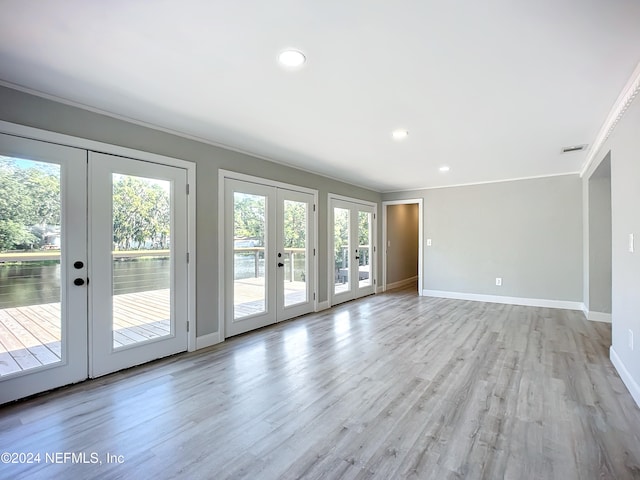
<box><xmin>382</xmin><ymin>199</ymin><xmax>423</xmax><ymax>294</ymax></box>
<box><xmin>587</xmin><ymin>152</ymin><xmax>612</xmax><ymax>322</ymax></box>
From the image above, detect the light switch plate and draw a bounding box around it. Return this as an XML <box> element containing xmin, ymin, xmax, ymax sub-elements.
<box><xmin>427</xmin><ymin>238</ymin><xmax>432</xmax><ymax>246</ymax></box>
<box><xmin>630</xmin><ymin>233</ymin><xmax>635</xmax><ymax>253</ymax></box>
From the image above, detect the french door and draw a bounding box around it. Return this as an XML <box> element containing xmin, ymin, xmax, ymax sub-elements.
<box><xmin>330</xmin><ymin>196</ymin><xmax>376</xmax><ymax>306</ymax></box>
<box><xmin>89</xmin><ymin>152</ymin><xmax>188</xmax><ymax>377</ymax></box>
<box><xmin>0</xmin><ymin>134</ymin><xmax>188</xmax><ymax>404</ymax></box>
<box><xmin>0</xmin><ymin>134</ymin><xmax>87</xmax><ymax>403</ymax></box>
<box><xmin>224</xmin><ymin>178</ymin><xmax>315</xmax><ymax>337</ymax></box>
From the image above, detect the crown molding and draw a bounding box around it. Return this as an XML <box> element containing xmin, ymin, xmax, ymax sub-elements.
<box><xmin>382</xmin><ymin>171</ymin><xmax>579</xmax><ymax>193</ymax></box>
<box><xmin>580</xmin><ymin>61</ymin><xmax>640</xmax><ymax>177</ymax></box>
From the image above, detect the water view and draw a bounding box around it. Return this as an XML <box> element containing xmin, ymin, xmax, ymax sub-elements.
<box><xmin>0</xmin><ymin>258</ymin><xmax>170</xmax><ymax>309</ymax></box>
<box><xmin>0</xmin><ymin>254</ymin><xmax>305</xmax><ymax>309</ymax></box>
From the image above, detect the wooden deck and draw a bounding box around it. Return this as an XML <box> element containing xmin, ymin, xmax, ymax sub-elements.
<box><xmin>234</xmin><ymin>278</ymin><xmax>307</xmax><ymax>318</ymax></box>
<box><xmin>0</xmin><ymin>289</ymin><xmax>170</xmax><ymax>376</ymax></box>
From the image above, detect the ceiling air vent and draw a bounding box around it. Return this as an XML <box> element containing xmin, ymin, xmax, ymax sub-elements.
<box><xmin>561</xmin><ymin>144</ymin><xmax>587</xmax><ymax>154</ymax></box>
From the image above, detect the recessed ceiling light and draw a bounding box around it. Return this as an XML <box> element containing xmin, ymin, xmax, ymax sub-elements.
<box><xmin>439</xmin><ymin>166</ymin><xmax>450</xmax><ymax>172</ymax></box>
<box><xmin>278</xmin><ymin>50</ymin><xmax>306</xmax><ymax>68</ymax></box>
<box><xmin>392</xmin><ymin>129</ymin><xmax>408</xmax><ymax>140</ymax></box>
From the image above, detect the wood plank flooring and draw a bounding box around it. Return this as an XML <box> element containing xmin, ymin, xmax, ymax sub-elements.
<box><xmin>1</xmin><ymin>285</ymin><xmax>639</xmax><ymax>479</ymax></box>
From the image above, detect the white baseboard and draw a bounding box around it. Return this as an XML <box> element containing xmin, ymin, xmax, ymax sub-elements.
<box><xmin>316</xmin><ymin>300</ymin><xmax>330</xmax><ymax>312</ymax></box>
<box><xmin>422</xmin><ymin>290</ymin><xmax>584</xmax><ymax>311</ymax></box>
<box><xmin>386</xmin><ymin>276</ymin><xmax>418</xmax><ymax>291</ymax></box>
<box><xmin>376</xmin><ymin>286</ymin><xmax>385</xmax><ymax>294</ymax></box>
<box><xmin>195</xmin><ymin>332</ymin><xmax>222</xmax><ymax>350</ymax></box>
<box><xmin>610</xmin><ymin>346</ymin><xmax>640</xmax><ymax>408</ymax></box>
<box><xmin>587</xmin><ymin>311</ymin><xmax>612</xmax><ymax>323</ymax></box>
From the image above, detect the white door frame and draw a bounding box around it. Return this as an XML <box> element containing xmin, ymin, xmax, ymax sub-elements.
<box><xmin>276</xmin><ymin>188</ymin><xmax>316</xmax><ymax>321</ymax></box>
<box><xmin>327</xmin><ymin>193</ymin><xmax>378</xmax><ymax>307</ymax></box>
<box><xmin>0</xmin><ymin>121</ymin><xmax>197</xmax><ymax>353</ymax></box>
<box><xmin>89</xmin><ymin>152</ymin><xmax>189</xmax><ymax>377</ymax></box>
<box><xmin>382</xmin><ymin>198</ymin><xmax>423</xmax><ymax>295</ymax></box>
<box><xmin>218</xmin><ymin>170</ymin><xmax>318</xmax><ymax>340</ymax></box>
<box><xmin>0</xmin><ymin>133</ymin><xmax>88</xmax><ymax>404</ymax></box>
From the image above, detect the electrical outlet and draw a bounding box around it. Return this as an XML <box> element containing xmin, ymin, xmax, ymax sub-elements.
<box><xmin>427</xmin><ymin>238</ymin><xmax>432</xmax><ymax>246</ymax></box>
<box><xmin>495</xmin><ymin>277</ymin><xmax>502</xmax><ymax>286</ymax></box>
<box><xmin>629</xmin><ymin>329</ymin><xmax>634</xmax><ymax>351</ymax></box>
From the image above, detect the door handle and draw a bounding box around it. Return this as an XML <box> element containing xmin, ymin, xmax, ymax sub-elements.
<box><xmin>73</xmin><ymin>278</ymin><xmax>85</xmax><ymax>286</ymax></box>
<box><xmin>277</xmin><ymin>262</ymin><xmax>285</xmax><ymax>267</ymax></box>
<box><xmin>73</xmin><ymin>261</ymin><xmax>84</xmax><ymax>269</ymax></box>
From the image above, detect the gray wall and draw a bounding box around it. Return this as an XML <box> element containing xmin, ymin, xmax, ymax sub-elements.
<box><xmin>386</xmin><ymin>203</ymin><xmax>418</xmax><ymax>285</ymax></box>
<box><xmin>587</xmin><ymin>156</ymin><xmax>612</xmax><ymax>314</ymax></box>
<box><xmin>383</xmin><ymin>175</ymin><xmax>583</xmax><ymax>301</ymax></box>
<box><xmin>0</xmin><ymin>85</ymin><xmax>382</xmax><ymax>336</ymax></box>
<box><xmin>583</xmin><ymin>93</ymin><xmax>640</xmax><ymax>399</ymax></box>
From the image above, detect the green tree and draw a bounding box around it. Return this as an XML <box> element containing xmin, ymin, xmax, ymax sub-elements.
<box><xmin>26</xmin><ymin>167</ymin><xmax>60</xmax><ymax>228</ymax></box>
<box><xmin>357</xmin><ymin>211</ymin><xmax>371</xmax><ymax>265</ymax></box>
<box><xmin>333</xmin><ymin>209</ymin><xmax>371</xmax><ymax>270</ymax></box>
<box><xmin>234</xmin><ymin>193</ymin><xmax>265</xmax><ymax>246</ymax></box>
<box><xmin>112</xmin><ymin>176</ymin><xmax>170</xmax><ymax>250</ymax></box>
<box><xmin>1</xmin><ymin>158</ymin><xmax>171</xmax><ymax>252</ymax></box>
<box><xmin>334</xmin><ymin>208</ymin><xmax>349</xmax><ymax>270</ymax></box>
<box><xmin>283</xmin><ymin>200</ymin><xmax>306</xmax><ymax>248</ymax></box>
<box><xmin>0</xmin><ymin>159</ymin><xmax>58</xmax><ymax>250</ymax></box>
<box><xmin>0</xmin><ymin>219</ymin><xmax>36</xmax><ymax>250</ymax></box>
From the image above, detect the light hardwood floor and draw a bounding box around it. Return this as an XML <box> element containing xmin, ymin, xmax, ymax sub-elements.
<box><xmin>1</xmin><ymin>286</ymin><xmax>639</xmax><ymax>479</ymax></box>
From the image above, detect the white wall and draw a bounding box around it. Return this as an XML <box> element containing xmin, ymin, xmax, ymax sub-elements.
<box><xmin>383</xmin><ymin>174</ymin><xmax>583</xmax><ymax>306</ymax></box>
<box><xmin>583</xmin><ymin>94</ymin><xmax>640</xmax><ymax>405</ymax></box>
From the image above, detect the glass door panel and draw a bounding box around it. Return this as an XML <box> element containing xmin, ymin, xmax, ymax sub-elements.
<box><xmin>0</xmin><ymin>157</ymin><xmax>62</xmax><ymax>374</ymax></box>
<box><xmin>0</xmin><ymin>133</ymin><xmax>87</xmax><ymax>404</ymax></box>
<box><xmin>358</xmin><ymin>210</ymin><xmax>372</xmax><ymax>288</ymax></box>
<box><xmin>90</xmin><ymin>152</ymin><xmax>188</xmax><ymax>378</ymax></box>
<box><xmin>283</xmin><ymin>199</ymin><xmax>308</xmax><ymax>307</ymax></box>
<box><xmin>225</xmin><ymin>179</ymin><xmax>276</xmax><ymax>337</ymax></box>
<box><xmin>354</xmin><ymin>205</ymin><xmax>376</xmax><ymax>298</ymax></box>
<box><xmin>233</xmin><ymin>192</ymin><xmax>267</xmax><ymax>318</ymax></box>
<box><xmin>111</xmin><ymin>174</ymin><xmax>172</xmax><ymax>349</ymax></box>
<box><xmin>277</xmin><ymin>189</ymin><xmax>314</xmax><ymax>321</ymax></box>
<box><xmin>333</xmin><ymin>207</ymin><xmax>350</xmax><ymax>295</ymax></box>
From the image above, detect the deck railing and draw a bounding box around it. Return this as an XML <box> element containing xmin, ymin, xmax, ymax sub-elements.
<box><xmin>0</xmin><ymin>250</ymin><xmax>170</xmax><ymax>308</ymax></box>
<box><xmin>234</xmin><ymin>247</ymin><xmax>305</xmax><ymax>281</ymax></box>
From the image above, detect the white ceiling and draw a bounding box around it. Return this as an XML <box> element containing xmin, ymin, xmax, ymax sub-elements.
<box><xmin>1</xmin><ymin>1</ymin><xmax>639</xmax><ymax>192</ymax></box>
